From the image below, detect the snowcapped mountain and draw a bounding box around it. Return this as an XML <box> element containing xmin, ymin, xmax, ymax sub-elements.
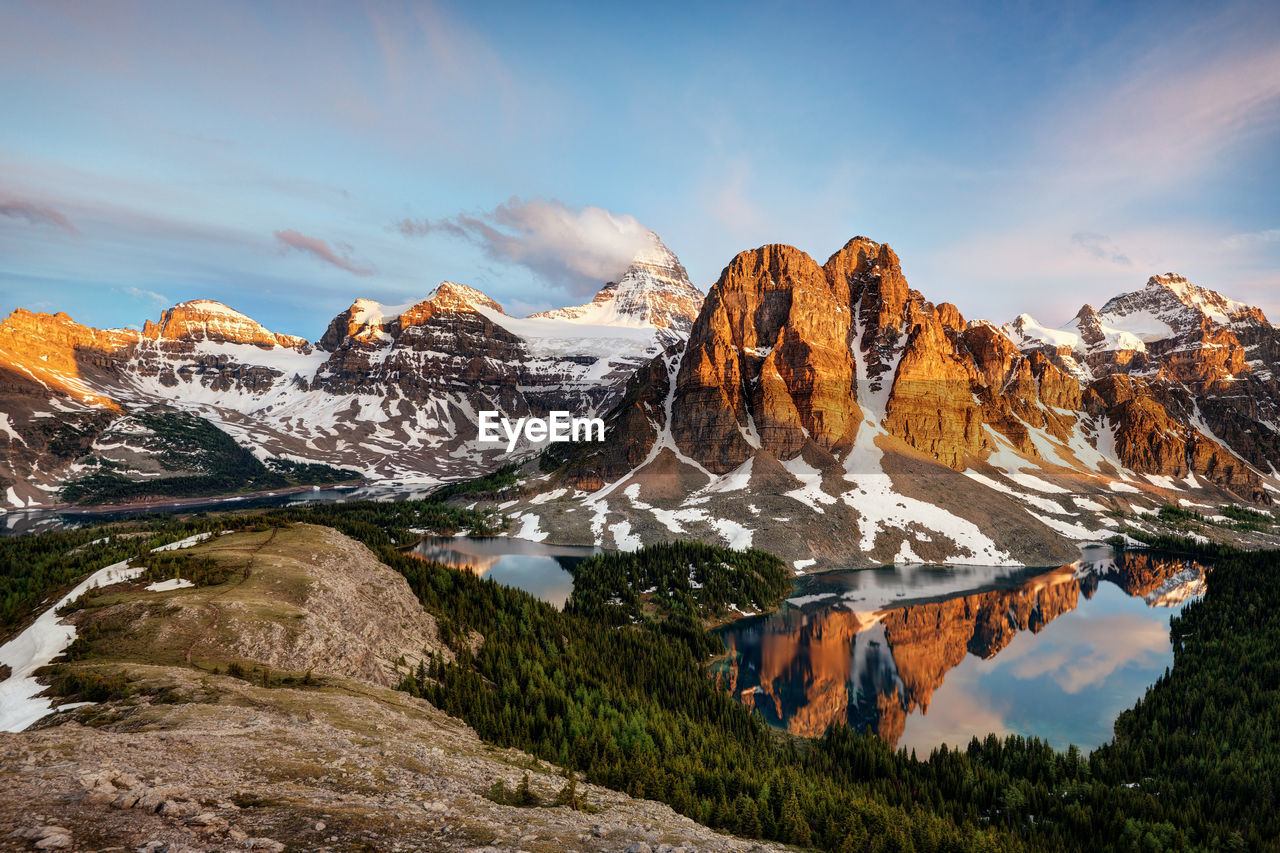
<box><xmin>1005</xmin><ymin>272</ymin><xmax>1280</xmax><ymax>482</ymax></box>
<box><xmin>528</xmin><ymin>233</ymin><xmax>703</xmax><ymax>331</ymax></box>
<box><xmin>3</xmin><ymin>235</ymin><xmax>1279</xmax><ymax>568</ymax></box>
<box><xmin>508</xmin><ymin>240</ymin><xmax>1280</xmax><ymax>567</ymax></box>
<box><xmin>1005</xmin><ymin>273</ymin><xmax>1271</xmax><ymax>382</ymax></box>
<box><xmin>0</xmin><ymin>241</ymin><xmax>703</xmax><ymax>510</ymax></box>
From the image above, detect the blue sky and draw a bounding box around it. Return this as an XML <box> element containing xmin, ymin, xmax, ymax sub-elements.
<box><xmin>2</xmin><ymin>0</ymin><xmax>1279</xmax><ymax>337</ymax></box>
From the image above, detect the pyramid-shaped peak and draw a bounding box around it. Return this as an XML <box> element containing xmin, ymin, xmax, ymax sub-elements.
<box><xmin>1146</xmin><ymin>272</ymin><xmax>1191</xmax><ymax>289</ymax></box>
<box><xmin>530</xmin><ymin>232</ymin><xmax>702</xmax><ymax>331</ymax></box>
<box><xmin>427</xmin><ymin>281</ymin><xmax>504</xmax><ymax>314</ymax></box>
<box><xmin>628</xmin><ymin>231</ymin><xmax>682</xmax><ymax>267</ymax></box>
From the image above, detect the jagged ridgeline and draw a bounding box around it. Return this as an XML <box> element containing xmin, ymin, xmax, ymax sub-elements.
<box><xmin>0</xmin><ymin>233</ymin><xmax>703</xmax><ymax>509</ymax></box>
<box><xmin>3</xmin><ymin>233</ymin><xmax>1280</xmax><ymax>565</ymax></box>
<box><xmin>523</xmin><ymin>237</ymin><xmax>1280</xmax><ymax>566</ymax></box>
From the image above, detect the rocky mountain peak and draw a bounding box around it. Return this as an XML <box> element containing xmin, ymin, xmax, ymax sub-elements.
<box><xmin>530</xmin><ymin>232</ymin><xmax>703</xmax><ymax>331</ymax></box>
<box><xmin>824</xmin><ymin>237</ymin><xmax>908</xmax><ymax>327</ymax></box>
<box><xmin>425</xmin><ymin>281</ymin><xmax>504</xmax><ymax>314</ymax></box>
<box><xmin>1070</xmin><ymin>304</ymin><xmax>1110</xmax><ymax>347</ymax></box>
<box><xmin>1146</xmin><ymin>272</ymin><xmax>1192</xmax><ymax>290</ymax></box>
<box><xmin>936</xmin><ymin>302</ymin><xmax>966</xmax><ymax>332</ymax></box>
<box><xmin>142</xmin><ymin>299</ymin><xmax>306</xmax><ymax>349</ymax></box>
<box><xmin>1101</xmin><ymin>273</ymin><xmax>1262</xmax><ymax>332</ymax></box>
<box><xmin>389</xmin><ymin>282</ymin><xmax>506</xmax><ymax>337</ymax></box>
<box><xmin>671</xmin><ymin>240</ymin><xmax>860</xmax><ymax>472</ymax></box>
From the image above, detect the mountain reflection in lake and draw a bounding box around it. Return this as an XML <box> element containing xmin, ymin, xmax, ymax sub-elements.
<box><xmin>715</xmin><ymin>547</ymin><xmax>1208</xmax><ymax>753</ymax></box>
<box><xmin>409</xmin><ymin>537</ymin><xmax>602</xmax><ymax>610</ymax></box>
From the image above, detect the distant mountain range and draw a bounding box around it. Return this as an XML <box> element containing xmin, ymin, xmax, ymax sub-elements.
<box><xmin>2</xmin><ymin>233</ymin><xmax>1278</xmax><ymax>565</ymax></box>
<box><xmin>0</xmin><ymin>234</ymin><xmax>701</xmax><ymax>510</ymax></box>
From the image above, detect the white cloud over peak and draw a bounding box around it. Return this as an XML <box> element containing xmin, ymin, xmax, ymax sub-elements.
<box><xmin>396</xmin><ymin>197</ymin><xmax>655</xmax><ymax>297</ymax></box>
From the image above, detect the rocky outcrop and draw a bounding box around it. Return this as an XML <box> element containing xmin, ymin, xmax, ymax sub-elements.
<box><xmin>142</xmin><ymin>300</ymin><xmax>308</xmax><ymax>349</ymax></box>
<box><xmin>0</xmin><ymin>309</ymin><xmax>134</xmax><ymax>406</ymax></box>
<box><xmin>1084</xmin><ymin>374</ymin><xmax>1265</xmax><ymax>500</ymax></box>
<box><xmin>214</xmin><ymin>524</ymin><xmax>448</xmax><ymax>686</ymax></box>
<box><xmin>672</xmin><ymin>244</ymin><xmax>861</xmax><ymax>471</ymax></box>
<box><xmin>883</xmin><ymin>310</ymin><xmax>986</xmax><ymax>468</ymax></box>
<box><xmin>663</xmin><ymin>236</ymin><xmax>1151</xmax><ymax>477</ymax></box>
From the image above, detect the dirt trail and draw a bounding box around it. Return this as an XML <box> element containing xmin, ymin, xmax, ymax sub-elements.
<box><xmin>184</xmin><ymin>528</ymin><xmax>277</xmax><ymax>666</ymax></box>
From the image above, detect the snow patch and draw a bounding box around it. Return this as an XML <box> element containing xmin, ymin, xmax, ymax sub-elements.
<box><xmin>0</xmin><ymin>560</ymin><xmax>145</xmax><ymax>731</ymax></box>
<box><xmin>145</xmin><ymin>578</ymin><xmax>195</xmax><ymax>592</ymax></box>
<box><xmin>842</xmin><ymin>426</ymin><xmax>1020</xmax><ymax>565</ymax></box>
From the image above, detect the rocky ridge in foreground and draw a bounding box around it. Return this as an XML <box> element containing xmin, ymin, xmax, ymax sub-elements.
<box><xmin>0</xmin><ymin>524</ymin><xmax>779</xmax><ymax>853</ymax></box>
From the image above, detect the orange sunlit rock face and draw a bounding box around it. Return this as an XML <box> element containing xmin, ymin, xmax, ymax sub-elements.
<box><xmin>0</xmin><ymin>308</ymin><xmax>134</xmax><ymax>408</ymax></box>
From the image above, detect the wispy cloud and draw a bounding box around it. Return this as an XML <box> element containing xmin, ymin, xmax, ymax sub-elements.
<box><xmin>1002</xmin><ymin>613</ymin><xmax>1170</xmax><ymax>695</ymax></box>
<box><xmin>122</xmin><ymin>286</ymin><xmax>171</xmax><ymax>304</ymax></box>
<box><xmin>920</xmin><ymin>17</ymin><xmax>1280</xmax><ymax>324</ymax></box>
<box><xmin>1071</xmin><ymin>232</ymin><xmax>1131</xmax><ymax>266</ymax></box>
<box><xmin>397</xmin><ymin>198</ymin><xmax>655</xmax><ymax>296</ymax></box>
<box><xmin>1042</xmin><ymin>36</ymin><xmax>1280</xmax><ymax>191</ymax></box>
<box><xmin>0</xmin><ymin>196</ymin><xmax>79</xmax><ymax>235</ymax></box>
<box><xmin>1222</xmin><ymin>228</ymin><xmax>1280</xmax><ymax>250</ymax></box>
<box><xmin>274</xmin><ymin>229</ymin><xmax>374</xmax><ymax>276</ymax></box>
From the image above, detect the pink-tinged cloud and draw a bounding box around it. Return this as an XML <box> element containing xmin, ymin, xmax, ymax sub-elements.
<box><xmin>0</xmin><ymin>196</ymin><xmax>79</xmax><ymax>235</ymax></box>
<box><xmin>396</xmin><ymin>197</ymin><xmax>656</xmax><ymax>297</ymax></box>
<box><xmin>273</xmin><ymin>229</ymin><xmax>374</xmax><ymax>276</ymax></box>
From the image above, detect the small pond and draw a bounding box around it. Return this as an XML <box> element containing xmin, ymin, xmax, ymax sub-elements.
<box><xmin>409</xmin><ymin>536</ymin><xmax>603</xmax><ymax>609</ymax></box>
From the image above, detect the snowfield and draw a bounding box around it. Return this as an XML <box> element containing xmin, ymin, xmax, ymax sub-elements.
<box><xmin>0</xmin><ymin>560</ymin><xmax>144</xmax><ymax>732</ymax></box>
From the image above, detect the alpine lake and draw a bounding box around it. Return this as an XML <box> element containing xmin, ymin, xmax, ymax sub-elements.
<box><xmin>12</xmin><ymin>496</ymin><xmax>1205</xmax><ymax>754</ymax></box>
<box><xmin>413</xmin><ymin>536</ymin><xmax>1207</xmax><ymax>754</ymax></box>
